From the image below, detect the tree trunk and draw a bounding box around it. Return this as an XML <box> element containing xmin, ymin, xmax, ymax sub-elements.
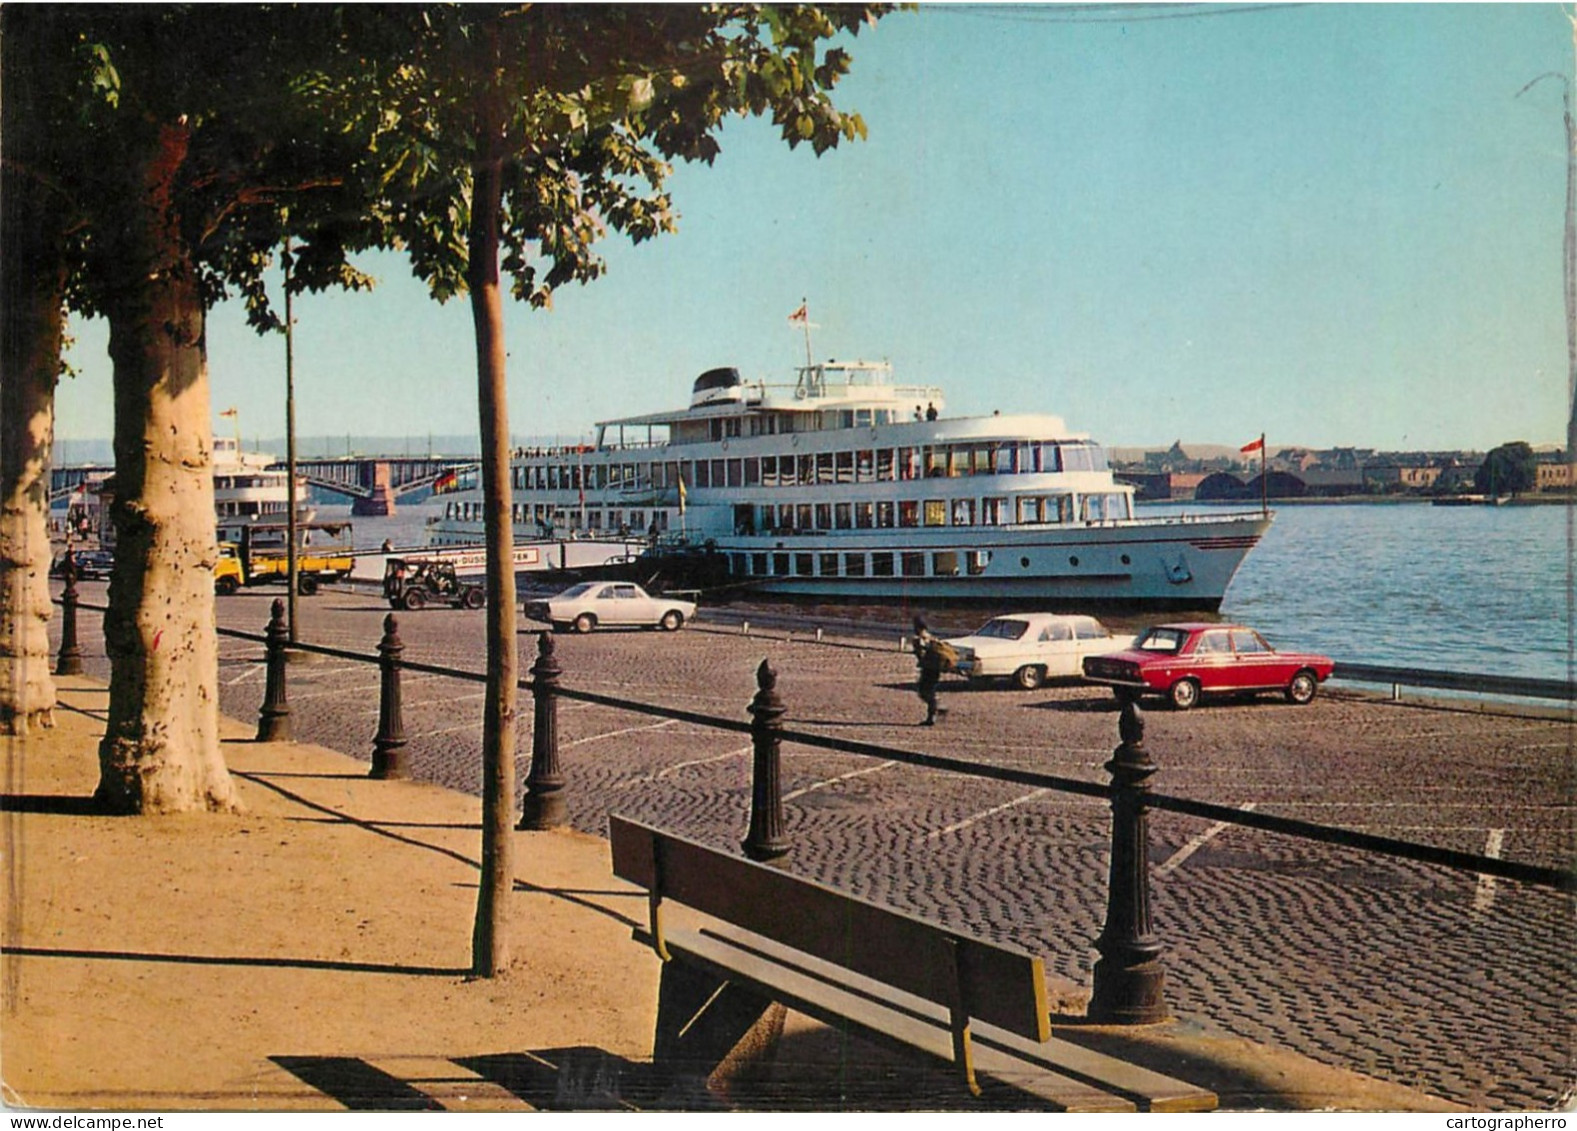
<box><xmin>0</xmin><ymin>167</ymin><xmax>63</xmax><ymax>736</ymax></box>
<box><xmin>94</xmin><ymin>121</ymin><xmax>237</xmax><ymax>815</ymax></box>
<box><xmin>467</xmin><ymin>103</ymin><xmax>518</xmax><ymax>977</ymax></box>
<box><xmin>0</xmin><ymin>12</ymin><xmax>66</xmax><ymax>736</ymax></box>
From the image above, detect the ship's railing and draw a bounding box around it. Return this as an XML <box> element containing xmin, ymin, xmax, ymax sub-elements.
<box><xmin>754</xmin><ymin>379</ymin><xmax>947</xmax><ymax>405</ymax></box>
<box><xmin>1117</xmin><ymin>509</ymin><xmax>1269</xmax><ymax>527</ymax></box>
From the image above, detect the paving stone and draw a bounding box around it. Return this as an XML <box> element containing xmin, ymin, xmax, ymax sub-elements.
<box><xmin>55</xmin><ymin>581</ymin><xmax>1577</xmax><ymax>1111</ymax></box>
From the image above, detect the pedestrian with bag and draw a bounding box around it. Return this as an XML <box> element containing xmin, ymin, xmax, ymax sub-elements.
<box><xmin>911</xmin><ymin>615</ymin><xmax>951</xmax><ymax>726</ymax></box>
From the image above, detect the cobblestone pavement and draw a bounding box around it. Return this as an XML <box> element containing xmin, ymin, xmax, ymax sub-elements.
<box><xmin>61</xmin><ymin>582</ymin><xmax>1576</xmax><ymax>1110</ymax></box>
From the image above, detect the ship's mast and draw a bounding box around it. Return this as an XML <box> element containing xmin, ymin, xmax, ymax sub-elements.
<box><xmin>789</xmin><ymin>298</ymin><xmax>813</xmax><ymax>369</ymax></box>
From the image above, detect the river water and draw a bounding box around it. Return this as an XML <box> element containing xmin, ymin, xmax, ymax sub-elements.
<box><xmin>320</xmin><ymin>499</ymin><xmax>1573</xmax><ymax>684</ymax></box>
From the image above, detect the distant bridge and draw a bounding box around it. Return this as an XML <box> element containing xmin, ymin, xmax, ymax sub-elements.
<box><xmin>294</xmin><ymin>457</ymin><xmax>479</xmax><ymax>515</ymax></box>
<box><xmin>49</xmin><ymin>456</ymin><xmax>479</xmax><ymax>517</ymax></box>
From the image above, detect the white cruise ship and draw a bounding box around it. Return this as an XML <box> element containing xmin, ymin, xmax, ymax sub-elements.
<box><xmin>212</xmin><ymin>434</ymin><xmax>314</xmax><ymax>542</ymax></box>
<box><xmin>428</xmin><ymin>360</ymin><xmax>1270</xmax><ymax>609</ymax></box>
<box><xmin>88</xmin><ymin>434</ymin><xmax>316</xmax><ymax>549</ymax></box>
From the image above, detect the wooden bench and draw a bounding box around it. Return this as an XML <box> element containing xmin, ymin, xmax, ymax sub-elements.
<box><xmin>609</xmin><ymin>815</ymin><xmax>1217</xmax><ymax>1112</ymax></box>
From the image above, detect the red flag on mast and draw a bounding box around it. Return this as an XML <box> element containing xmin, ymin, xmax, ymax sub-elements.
<box><xmin>1240</xmin><ymin>436</ymin><xmax>1264</xmax><ymax>454</ymax></box>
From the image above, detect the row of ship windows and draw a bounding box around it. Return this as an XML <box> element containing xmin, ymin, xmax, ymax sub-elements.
<box><xmin>217</xmin><ymin>500</ymin><xmax>287</xmax><ymax>517</ymax></box>
<box><xmin>733</xmin><ymin>549</ymin><xmax>996</xmax><ymax>579</ymax></box>
<box><xmin>509</xmin><ymin>442</ymin><xmax>1106</xmax><ymax>492</ymax></box>
<box><xmin>689</xmin><ymin>406</ymin><xmax>904</xmax><ymax>441</ymax></box>
<box><xmin>444</xmin><ymin>492</ymin><xmax>1134</xmax><ymax>530</ymax></box>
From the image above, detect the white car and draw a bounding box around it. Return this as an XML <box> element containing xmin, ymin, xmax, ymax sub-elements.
<box><xmin>524</xmin><ymin>581</ymin><xmax>696</xmax><ymax>634</ymax></box>
<box><xmin>946</xmin><ymin>613</ymin><xmax>1135</xmax><ymax>690</ymax></box>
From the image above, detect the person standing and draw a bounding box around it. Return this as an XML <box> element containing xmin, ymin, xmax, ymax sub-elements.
<box><xmin>911</xmin><ymin>615</ymin><xmax>948</xmax><ymax>726</ymax></box>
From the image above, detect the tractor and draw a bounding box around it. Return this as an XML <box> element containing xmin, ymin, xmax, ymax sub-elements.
<box><xmin>382</xmin><ymin>557</ymin><xmax>485</xmax><ymax>610</ymax></box>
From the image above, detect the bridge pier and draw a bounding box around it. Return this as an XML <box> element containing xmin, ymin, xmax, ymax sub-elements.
<box><xmin>352</xmin><ymin>462</ymin><xmax>396</xmax><ymax>516</ymax></box>
<box><xmin>352</xmin><ymin>489</ymin><xmax>395</xmax><ymax>517</ymax></box>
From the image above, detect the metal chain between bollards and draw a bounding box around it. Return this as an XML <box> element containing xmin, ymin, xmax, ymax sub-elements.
<box><xmin>55</xmin><ymin>555</ymin><xmax>83</xmax><ymax>676</ymax></box>
<box><xmin>519</xmin><ymin>631</ymin><xmax>565</xmax><ymax>830</ymax></box>
<box><xmin>1088</xmin><ymin>700</ymin><xmax>1169</xmax><ymax>1023</ymax></box>
<box><xmin>370</xmin><ymin>613</ymin><xmax>408</xmax><ymax>779</ymax></box>
<box><xmin>256</xmin><ymin>598</ymin><xmax>292</xmax><ymax>743</ymax></box>
<box><xmin>743</xmin><ymin>658</ymin><xmax>790</xmax><ymax>862</ymax></box>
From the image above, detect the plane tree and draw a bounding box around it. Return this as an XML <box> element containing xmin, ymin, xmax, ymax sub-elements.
<box><xmin>349</xmin><ymin>3</ymin><xmax>889</xmax><ymax>975</ymax></box>
<box><xmin>0</xmin><ymin>9</ymin><xmax>85</xmax><ymax>735</ymax></box>
<box><xmin>0</xmin><ymin>6</ymin><xmax>384</xmax><ymax>808</ymax></box>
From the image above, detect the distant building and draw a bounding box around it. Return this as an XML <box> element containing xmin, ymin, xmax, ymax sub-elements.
<box><xmin>1301</xmin><ymin>469</ymin><xmax>1365</xmax><ymax>497</ymax></box>
<box><xmin>1363</xmin><ymin>460</ymin><xmax>1442</xmax><ymax>492</ymax></box>
<box><xmin>1195</xmin><ymin>472</ymin><xmax>1251</xmax><ymax>501</ymax></box>
<box><xmin>1536</xmin><ymin>454</ymin><xmax>1574</xmax><ymax>492</ymax></box>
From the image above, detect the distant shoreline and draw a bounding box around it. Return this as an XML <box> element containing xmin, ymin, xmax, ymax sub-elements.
<box><xmin>1145</xmin><ymin>495</ymin><xmax>1571</xmax><ymax>508</ymax></box>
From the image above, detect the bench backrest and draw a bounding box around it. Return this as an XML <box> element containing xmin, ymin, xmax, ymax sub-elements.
<box><xmin>610</xmin><ymin>814</ymin><xmax>1050</xmax><ymax>1044</ymax></box>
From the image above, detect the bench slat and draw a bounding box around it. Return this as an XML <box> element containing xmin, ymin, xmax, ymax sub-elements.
<box><xmin>610</xmin><ymin>815</ymin><xmax>1049</xmax><ymax>1043</ymax></box>
<box><xmin>663</xmin><ymin>925</ymin><xmax>1135</xmax><ymax>1113</ymax></box>
<box><xmin>709</xmin><ymin>925</ymin><xmax>1216</xmax><ymax>1113</ymax></box>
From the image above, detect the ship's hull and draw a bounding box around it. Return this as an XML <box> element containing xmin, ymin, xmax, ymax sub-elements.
<box><xmin>634</xmin><ymin>512</ymin><xmax>1268</xmax><ymax>610</ymax></box>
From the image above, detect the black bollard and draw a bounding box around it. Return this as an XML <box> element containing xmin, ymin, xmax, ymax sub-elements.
<box><xmin>742</xmin><ymin>658</ymin><xmax>790</xmax><ymax>862</ymax></box>
<box><xmin>55</xmin><ymin>554</ymin><xmax>83</xmax><ymax>676</ymax></box>
<box><xmin>1089</xmin><ymin>700</ymin><xmax>1169</xmax><ymax>1023</ymax></box>
<box><xmin>370</xmin><ymin>613</ymin><xmax>408</xmax><ymax>779</ymax></box>
<box><xmin>256</xmin><ymin>598</ymin><xmax>292</xmax><ymax>742</ymax></box>
<box><xmin>519</xmin><ymin>631</ymin><xmax>565</xmax><ymax>829</ymax></box>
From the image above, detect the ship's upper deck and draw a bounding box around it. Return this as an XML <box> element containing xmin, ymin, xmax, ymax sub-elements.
<box><xmin>592</xmin><ymin>361</ymin><xmax>1083</xmax><ymax>450</ymax></box>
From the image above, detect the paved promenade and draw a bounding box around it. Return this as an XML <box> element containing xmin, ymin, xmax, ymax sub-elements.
<box><xmin>15</xmin><ymin>579</ymin><xmax>1573</xmax><ymax>1110</ymax></box>
<box><xmin>5</xmin><ymin>677</ymin><xmax>1470</xmax><ymax>1112</ymax></box>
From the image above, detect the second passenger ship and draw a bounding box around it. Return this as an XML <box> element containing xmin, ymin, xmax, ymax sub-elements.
<box><xmin>429</xmin><ymin>359</ymin><xmax>1270</xmax><ymax>609</ymax></box>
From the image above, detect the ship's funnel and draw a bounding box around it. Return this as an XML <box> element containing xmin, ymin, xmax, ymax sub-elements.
<box><xmin>691</xmin><ymin>367</ymin><xmax>744</xmax><ymax>408</ymax></box>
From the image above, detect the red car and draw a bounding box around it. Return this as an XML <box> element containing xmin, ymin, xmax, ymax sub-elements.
<box><xmin>1081</xmin><ymin>623</ymin><xmax>1335</xmax><ymax>710</ymax></box>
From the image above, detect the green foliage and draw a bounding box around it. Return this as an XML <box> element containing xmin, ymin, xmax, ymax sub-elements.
<box><xmin>17</xmin><ymin>5</ymin><xmax>893</xmax><ymax>328</ymax></box>
<box><xmin>14</xmin><ymin>6</ymin><xmax>392</xmax><ymax>332</ymax></box>
<box><xmin>1475</xmin><ymin>441</ymin><xmax>1538</xmax><ymax>496</ymax></box>
<box><xmin>348</xmin><ymin>4</ymin><xmax>891</xmax><ymax>307</ymax></box>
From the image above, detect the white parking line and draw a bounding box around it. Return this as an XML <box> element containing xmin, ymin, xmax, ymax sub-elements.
<box><xmin>923</xmin><ymin>789</ymin><xmax>1052</xmax><ymax>843</ymax></box>
<box><xmin>656</xmin><ymin>745</ymin><xmax>753</xmax><ymax>779</ymax></box>
<box><xmin>223</xmin><ymin>664</ymin><xmax>263</xmax><ymax>687</ymax></box>
<box><xmin>782</xmin><ymin>760</ymin><xmax>896</xmax><ymax>802</ymax></box>
<box><xmin>406</xmin><ymin>722</ymin><xmax>484</xmax><ymax>741</ymax></box>
<box><xmin>1156</xmin><ymin>802</ymin><xmax>1258</xmax><ymax>878</ymax></box>
<box><xmin>1473</xmin><ymin>828</ymin><xmax>1506</xmax><ymax>913</ymax></box>
<box><xmin>563</xmin><ymin>718</ymin><xmax>679</xmax><ymax>750</ymax></box>
<box><xmin>403</xmin><ymin>691</ymin><xmax>487</xmax><ymax>709</ymax></box>
<box><xmin>289</xmin><ymin>682</ymin><xmax>383</xmax><ymax>703</ymax></box>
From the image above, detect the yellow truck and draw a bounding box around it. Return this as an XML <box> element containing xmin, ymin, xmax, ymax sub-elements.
<box><xmin>215</xmin><ymin>523</ymin><xmax>355</xmax><ymax>596</ymax></box>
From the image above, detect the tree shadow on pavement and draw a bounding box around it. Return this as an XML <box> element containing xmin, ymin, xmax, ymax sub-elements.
<box><xmin>0</xmin><ymin>793</ymin><xmax>104</xmax><ymax>816</ymax></box>
<box><xmin>457</xmin><ymin>1048</ymin><xmax>656</xmax><ymax>1111</ymax></box>
<box><xmin>270</xmin><ymin>1056</ymin><xmax>447</xmax><ymax>1111</ymax></box>
<box><xmin>4</xmin><ymin>943</ymin><xmax>466</xmax><ymax>978</ymax></box>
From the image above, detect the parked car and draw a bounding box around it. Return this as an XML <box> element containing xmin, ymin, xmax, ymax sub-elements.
<box><xmin>524</xmin><ymin>581</ymin><xmax>696</xmax><ymax>634</ymax></box>
<box><xmin>52</xmin><ymin>549</ymin><xmax>114</xmax><ymax>580</ymax></box>
<box><xmin>945</xmin><ymin>613</ymin><xmax>1135</xmax><ymax>690</ymax></box>
<box><xmin>1082</xmin><ymin>623</ymin><xmax>1335</xmax><ymax>709</ymax></box>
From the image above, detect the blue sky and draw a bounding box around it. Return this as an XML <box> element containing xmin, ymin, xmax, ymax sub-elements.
<box><xmin>55</xmin><ymin>3</ymin><xmax>1570</xmax><ymax>453</ymax></box>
